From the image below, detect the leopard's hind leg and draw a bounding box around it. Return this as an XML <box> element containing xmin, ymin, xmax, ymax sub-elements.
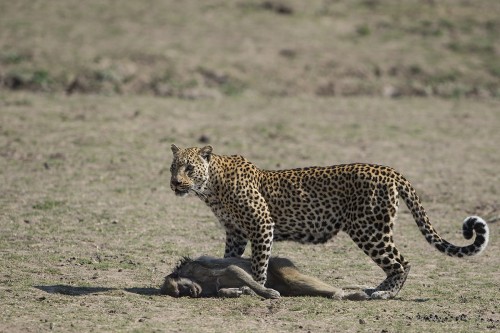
<box><xmin>351</xmin><ymin>226</ymin><xmax>411</xmax><ymax>299</ymax></box>
<box><xmin>350</xmin><ymin>184</ymin><xmax>411</xmax><ymax>299</ymax></box>
<box><xmin>365</xmin><ymin>244</ymin><xmax>411</xmax><ymax>300</ymax></box>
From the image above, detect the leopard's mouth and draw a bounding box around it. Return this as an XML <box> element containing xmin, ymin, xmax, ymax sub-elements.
<box><xmin>174</xmin><ymin>188</ymin><xmax>190</xmax><ymax>197</ymax></box>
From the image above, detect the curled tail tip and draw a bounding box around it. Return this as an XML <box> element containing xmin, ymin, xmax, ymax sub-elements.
<box><xmin>462</xmin><ymin>215</ymin><xmax>489</xmax><ymax>254</ymax></box>
<box><xmin>462</xmin><ymin>215</ymin><xmax>488</xmax><ymax>239</ymax></box>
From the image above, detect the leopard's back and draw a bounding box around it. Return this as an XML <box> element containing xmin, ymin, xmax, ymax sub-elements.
<box><xmin>259</xmin><ymin>163</ymin><xmax>401</xmax><ymax>244</ymax></box>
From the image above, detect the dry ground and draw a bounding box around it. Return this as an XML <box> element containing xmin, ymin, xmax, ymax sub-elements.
<box><xmin>1</xmin><ymin>1</ymin><xmax>500</xmax><ymax>332</ymax></box>
<box><xmin>0</xmin><ymin>92</ymin><xmax>499</xmax><ymax>332</ymax></box>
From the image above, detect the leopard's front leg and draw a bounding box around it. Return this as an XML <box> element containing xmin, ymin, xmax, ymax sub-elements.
<box><xmin>223</xmin><ymin>189</ymin><xmax>274</xmax><ymax>285</ymax></box>
<box><xmin>250</xmin><ymin>223</ymin><xmax>274</xmax><ymax>285</ymax></box>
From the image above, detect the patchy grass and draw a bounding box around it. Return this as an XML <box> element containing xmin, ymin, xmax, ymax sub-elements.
<box><xmin>0</xmin><ymin>92</ymin><xmax>499</xmax><ymax>332</ymax></box>
<box><xmin>32</xmin><ymin>200</ymin><xmax>66</xmax><ymax>211</ymax></box>
<box><xmin>0</xmin><ymin>0</ymin><xmax>499</xmax><ymax>97</ymax></box>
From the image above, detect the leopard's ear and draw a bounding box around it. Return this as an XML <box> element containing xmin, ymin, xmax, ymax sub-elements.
<box><xmin>171</xmin><ymin>144</ymin><xmax>180</xmax><ymax>154</ymax></box>
<box><xmin>200</xmin><ymin>145</ymin><xmax>213</xmax><ymax>161</ymax></box>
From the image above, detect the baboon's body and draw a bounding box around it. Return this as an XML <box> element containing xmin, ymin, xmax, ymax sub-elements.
<box><xmin>161</xmin><ymin>256</ymin><xmax>367</xmax><ymax>300</ymax></box>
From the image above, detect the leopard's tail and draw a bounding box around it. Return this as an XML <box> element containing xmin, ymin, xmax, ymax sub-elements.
<box><xmin>397</xmin><ymin>177</ymin><xmax>489</xmax><ymax>257</ymax></box>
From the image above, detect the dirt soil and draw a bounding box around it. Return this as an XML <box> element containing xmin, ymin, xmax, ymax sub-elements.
<box><xmin>1</xmin><ymin>93</ymin><xmax>499</xmax><ymax>332</ymax></box>
<box><xmin>1</xmin><ymin>1</ymin><xmax>499</xmax><ymax>332</ymax></box>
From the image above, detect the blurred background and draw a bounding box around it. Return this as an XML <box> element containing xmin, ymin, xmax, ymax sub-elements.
<box><xmin>1</xmin><ymin>0</ymin><xmax>499</xmax><ymax>99</ymax></box>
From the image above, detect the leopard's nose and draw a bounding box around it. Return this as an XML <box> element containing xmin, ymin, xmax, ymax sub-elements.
<box><xmin>171</xmin><ymin>179</ymin><xmax>181</xmax><ymax>187</ymax></box>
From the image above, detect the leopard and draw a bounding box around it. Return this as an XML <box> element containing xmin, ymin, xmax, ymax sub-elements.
<box><xmin>161</xmin><ymin>255</ymin><xmax>368</xmax><ymax>300</ymax></box>
<box><xmin>169</xmin><ymin>144</ymin><xmax>489</xmax><ymax>299</ymax></box>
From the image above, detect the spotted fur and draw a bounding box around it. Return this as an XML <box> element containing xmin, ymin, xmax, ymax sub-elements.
<box><xmin>169</xmin><ymin>144</ymin><xmax>489</xmax><ymax>299</ymax></box>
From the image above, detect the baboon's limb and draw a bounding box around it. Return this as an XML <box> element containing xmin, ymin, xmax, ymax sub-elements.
<box><xmin>161</xmin><ymin>256</ymin><xmax>368</xmax><ymax>300</ymax></box>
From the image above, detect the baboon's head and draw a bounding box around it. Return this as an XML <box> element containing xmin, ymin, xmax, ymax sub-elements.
<box><xmin>160</xmin><ymin>274</ymin><xmax>202</xmax><ymax>297</ymax></box>
<box><xmin>169</xmin><ymin>144</ymin><xmax>212</xmax><ymax>197</ymax></box>
<box><xmin>161</xmin><ymin>257</ymin><xmax>203</xmax><ymax>297</ymax></box>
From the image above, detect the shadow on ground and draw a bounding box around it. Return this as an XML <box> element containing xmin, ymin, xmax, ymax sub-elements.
<box><xmin>34</xmin><ymin>285</ymin><xmax>160</xmax><ymax>296</ymax></box>
<box><xmin>34</xmin><ymin>285</ymin><xmax>430</xmax><ymax>302</ymax></box>
<box><xmin>123</xmin><ymin>287</ymin><xmax>159</xmax><ymax>296</ymax></box>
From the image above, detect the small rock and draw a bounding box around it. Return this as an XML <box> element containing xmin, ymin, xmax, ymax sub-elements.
<box><xmin>359</xmin><ymin>319</ymin><xmax>366</xmax><ymax>324</ymax></box>
<box><xmin>279</xmin><ymin>49</ymin><xmax>297</xmax><ymax>59</ymax></box>
<box><xmin>383</xmin><ymin>85</ymin><xmax>401</xmax><ymax>98</ymax></box>
<box><xmin>49</xmin><ymin>152</ymin><xmax>65</xmax><ymax>160</ymax></box>
<box><xmin>198</xmin><ymin>134</ymin><xmax>210</xmax><ymax>144</ymax></box>
<box><xmin>261</xmin><ymin>1</ymin><xmax>294</xmax><ymax>15</ymax></box>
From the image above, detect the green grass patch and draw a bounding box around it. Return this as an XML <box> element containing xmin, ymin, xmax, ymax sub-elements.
<box><xmin>32</xmin><ymin>200</ymin><xmax>65</xmax><ymax>211</ymax></box>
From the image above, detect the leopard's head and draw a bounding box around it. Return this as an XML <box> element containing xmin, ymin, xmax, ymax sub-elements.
<box><xmin>169</xmin><ymin>144</ymin><xmax>212</xmax><ymax>197</ymax></box>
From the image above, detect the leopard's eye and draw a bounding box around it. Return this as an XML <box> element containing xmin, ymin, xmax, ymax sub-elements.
<box><xmin>169</xmin><ymin>165</ymin><xmax>175</xmax><ymax>173</ymax></box>
<box><xmin>185</xmin><ymin>164</ymin><xmax>194</xmax><ymax>173</ymax></box>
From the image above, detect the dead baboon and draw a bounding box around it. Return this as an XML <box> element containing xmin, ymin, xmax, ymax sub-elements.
<box><xmin>161</xmin><ymin>256</ymin><xmax>368</xmax><ymax>300</ymax></box>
